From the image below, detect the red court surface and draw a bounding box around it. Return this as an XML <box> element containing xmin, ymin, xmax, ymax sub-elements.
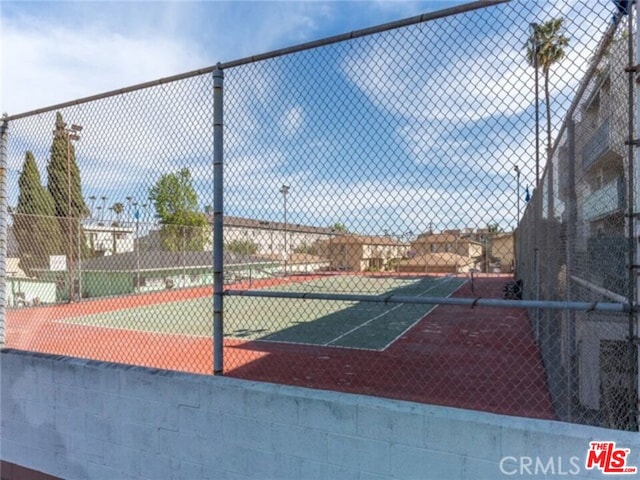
<box><xmin>5</xmin><ymin>276</ymin><xmax>555</xmax><ymax>420</ymax></box>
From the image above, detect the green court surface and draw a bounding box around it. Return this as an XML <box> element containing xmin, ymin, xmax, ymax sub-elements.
<box><xmin>63</xmin><ymin>275</ymin><xmax>466</xmax><ymax>351</ymax></box>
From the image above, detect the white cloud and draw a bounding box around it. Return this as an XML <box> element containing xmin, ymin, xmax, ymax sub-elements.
<box><xmin>261</xmin><ymin>178</ymin><xmax>522</xmax><ymax>234</ymax></box>
<box><xmin>281</xmin><ymin>106</ymin><xmax>304</xmax><ymax>136</ymax></box>
<box><xmin>342</xmin><ymin>1</ymin><xmax>606</xmax><ymax>126</ymax></box>
<box><xmin>6</xmin><ymin>75</ymin><xmax>215</xmax><ymax>200</ymax></box>
<box><xmin>323</xmin><ymin>1</ymin><xmax>614</xmax><ymax>233</ymax></box>
<box><xmin>2</xmin><ymin>0</ymin><xmax>622</xmax><ymax>237</ymax></box>
<box><xmin>1</xmin><ymin>16</ymin><xmax>209</xmax><ymax>115</ymax></box>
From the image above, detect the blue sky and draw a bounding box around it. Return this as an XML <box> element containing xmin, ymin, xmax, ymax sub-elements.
<box><xmin>1</xmin><ymin>1</ymin><xmax>467</xmax><ymax>115</ymax></box>
<box><xmin>1</xmin><ymin>1</ymin><xmax>624</xmax><ymax>236</ymax></box>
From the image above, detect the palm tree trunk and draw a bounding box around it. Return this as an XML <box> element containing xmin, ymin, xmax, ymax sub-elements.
<box><xmin>544</xmin><ymin>66</ymin><xmax>555</xmax><ymax>218</ymax></box>
<box><xmin>544</xmin><ymin>67</ymin><xmax>552</xmax><ymax>160</ymax></box>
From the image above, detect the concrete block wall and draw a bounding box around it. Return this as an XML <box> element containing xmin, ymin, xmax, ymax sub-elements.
<box><xmin>2</xmin><ymin>349</ymin><xmax>639</xmax><ymax>480</ymax></box>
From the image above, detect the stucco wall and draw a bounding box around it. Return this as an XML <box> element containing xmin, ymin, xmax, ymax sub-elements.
<box><xmin>1</xmin><ymin>349</ymin><xmax>639</xmax><ymax>480</ymax></box>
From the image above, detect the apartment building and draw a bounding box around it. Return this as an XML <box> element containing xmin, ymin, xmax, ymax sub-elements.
<box><xmin>315</xmin><ymin>235</ymin><xmax>409</xmax><ymax>272</ymax></box>
<box><xmin>554</xmin><ymin>31</ymin><xmax>632</xmax><ymax>428</ymax></box>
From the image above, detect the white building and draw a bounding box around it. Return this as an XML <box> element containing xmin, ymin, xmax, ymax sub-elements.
<box><xmin>84</xmin><ymin>223</ymin><xmax>135</xmax><ymax>256</ymax></box>
<box><xmin>137</xmin><ymin>216</ymin><xmax>338</xmax><ymax>258</ymax></box>
<box><xmin>222</xmin><ymin>216</ymin><xmax>336</xmax><ymax>256</ymax></box>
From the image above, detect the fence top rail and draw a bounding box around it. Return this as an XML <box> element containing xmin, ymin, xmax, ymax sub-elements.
<box><xmin>225</xmin><ymin>289</ymin><xmax>632</xmax><ymax>314</ymax></box>
<box><xmin>3</xmin><ymin>0</ymin><xmax>508</xmax><ymax>122</ymax></box>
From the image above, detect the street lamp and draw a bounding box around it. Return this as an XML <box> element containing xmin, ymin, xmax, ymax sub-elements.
<box><xmin>131</xmin><ymin>201</ymin><xmax>141</xmax><ymax>290</ymax></box>
<box><xmin>529</xmin><ymin>22</ymin><xmax>540</xmax><ymax>188</ymax></box>
<box><xmin>88</xmin><ymin>195</ymin><xmax>97</xmax><ymax>220</ymax></box>
<box><xmin>56</xmin><ymin>122</ymin><xmax>82</xmax><ymax>302</ymax></box>
<box><xmin>279</xmin><ymin>184</ymin><xmax>290</xmax><ymax>276</ymax></box>
<box><xmin>514</xmin><ymin>165</ymin><xmax>521</xmax><ymax>226</ymax></box>
<box><xmin>100</xmin><ymin>196</ymin><xmax>108</xmax><ymax>223</ymax></box>
<box><xmin>484</xmin><ymin>235</ymin><xmax>489</xmax><ymax>274</ymax></box>
<box><xmin>126</xmin><ymin>196</ymin><xmax>133</xmax><ymax>226</ymax></box>
<box><xmin>513</xmin><ymin>165</ymin><xmax>521</xmax><ymax>276</ymax></box>
<box><xmin>329</xmin><ymin>227</ymin><xmax>337</xmax><ymax>270</ymax></box>
<box><xmin>258</xmin><ymin>221</ymin><xmax>272</xmax><ymax>256</ymax></box>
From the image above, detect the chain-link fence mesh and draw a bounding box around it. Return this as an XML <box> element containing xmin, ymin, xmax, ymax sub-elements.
<box><xmin>4</xmin><ymin>75</ymin><xmax>216</xmax><ymax>371</ymax></box>
<box><xmin>515</xmin><ymin>5</ymin><xmax>638</xmax><ymax>431</ymax></box>
<box><xmin>1</xmin><ymin>0</ymin><xmax>638</xmax><ymax>430</ymax></box>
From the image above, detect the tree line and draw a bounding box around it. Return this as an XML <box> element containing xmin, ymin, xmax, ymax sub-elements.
<box><xmin>14</xmin><ymin>112</ymin><xmax>89</xmax><ymax>276</ymax></box>
<box><xmin>13</xmin><ymin>112</ymin><xmax>212</xmax><ymax>278</ymax></box>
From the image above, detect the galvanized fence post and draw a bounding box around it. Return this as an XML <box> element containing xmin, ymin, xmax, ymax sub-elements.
<box><xmin>565</xmin><ymin>117</ymin><xmax>577</xmax><ymax>422</ymax></box>
<box><xmin>0</xmin><ymin>117</ymin><xmax>8</xmax><ymax>346</ymax></box>
<box><xmin>533</xmin><ymin>190</ymin><xmax>541</xmax><ymax>343</ymax></box>
<box><xmin>213</xmin><ymin>65</ymin><xmax>225</xmax><ymax>375</ymax></box>
<box><xmin>631</xmin><ymin>2</ymin><xmax>640</xmax><ymax>429</ymax></box>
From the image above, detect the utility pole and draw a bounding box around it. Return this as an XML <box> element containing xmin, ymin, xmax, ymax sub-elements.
<box><xmin>60</xmin><ymin>123</ymin><xmax>82</xmax><ymax>303</ymax></box>
<box><xmin>280</xmin><ymin>184</ymin><xmax>290</xmax><ymax>276</ymax></box>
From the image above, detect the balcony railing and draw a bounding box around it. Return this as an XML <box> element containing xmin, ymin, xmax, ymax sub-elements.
<box><xmin>582</xmin><ymin>119</ymin><xmax>609</xmax><ymax>169</ymax></box>
<box><xmin>582</xmin><ymin>118</ymin><xmax>624</xmax><ymax>170</ymax></box>
<box><xmin>582</xmin><ymin>177</ymin><xmax>625</xmax><ymax>221</ymax></box>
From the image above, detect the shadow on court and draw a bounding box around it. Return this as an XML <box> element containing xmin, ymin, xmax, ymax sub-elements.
<box><xmin>225</xmin><ymin>276</ymin><xmax>555</xmax><ymax>420</ymax></box>
<box><xmin>5</xmin><ymin>275</ymin><xmax>555</xmax><ymax>420</ymax></box>
<box><xmin>230</xmin><ymin>275</ymin><xmax>465</xmax><ymax>350</ymax></box>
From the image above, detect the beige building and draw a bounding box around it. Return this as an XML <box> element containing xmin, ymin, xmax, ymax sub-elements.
<box><xmin>7</xmin><ymin>258</ymin><xmax>27</xmax><ymax>278</ymax></box>
<box><xmin>217</xmin><ymin>216</ymin><xmax>336</xmax><ymax>257</ymax></box>
<box><xmin>411</xmin><ymin>232</ymin><xmax>483</xmax><ymax>259</ymax></box>
<box><xmin>315</xmin><ymin>235</ymin><xmax>409</xmax><ymax>272</ymax></box>
<box><xmin>489</xmin><ymin>232</ymin><xmax>514</xmax><ymax>273</ymax></box>
<box><xmin>397</xmin><ymin>252</ymin><xmax>475</xmax><ymax>274</ymax></box>
<box><xmin>260</xmin><ymin>252</ymin><xmax>330</xmax><ymax>273</ymax></box>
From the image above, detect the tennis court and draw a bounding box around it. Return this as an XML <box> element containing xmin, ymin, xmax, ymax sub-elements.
<box><xmin>5</xmin><ymin>274</ymin><xmax>554</xmax><ymax>418</ymax></box>
<box><xmin>60</xmin><ymin>274</ymin><xmax>466</xmax><ymax>351</ymax></box>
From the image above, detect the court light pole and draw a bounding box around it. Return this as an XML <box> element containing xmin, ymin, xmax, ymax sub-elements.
<box><xmin>512</xmin><ymin>164</ymin><xmax>521</xmax><ymax>276</ymax></box>
<box><xmin>88</xmin><ymin>195</ymin><xmax>97</xmax><ymax>220</ymax></box>
<box><xmin>126</xmin><ymin>196</ymin><xmax>133</xmax><ymax>226</ymax></box>
<box><xmin>59</xmin><ymin>122</ymin><xmax>82</xmax><ymax>303</ymax></box>
<box><xmin>329</xmin><ymin>227</ymin><xmax>335</xmax><ymax>270</ymax></box>
<box><xmin>279</xmin><ymin>184</ymin><xmax>290</xmax><ymax>276</ymax></box>
<box><xmin>514</xmin><ymin>165</ymin><xmax>521</xmax><ymax>226</ymax></box>
<box><xmin>133</xmin><ymin>201</ymin><xmax>140</xmax><ymax>290</ymax></box>
<box><xmin>100</xmin><ymin>196</ymin><xmax>108</xmax><ymax>223</ymax></box>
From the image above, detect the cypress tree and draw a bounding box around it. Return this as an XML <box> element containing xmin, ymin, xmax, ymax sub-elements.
<box><xmin>47</xmin><ymin>112</ymin><xmax>90</xmax><ymax>261</ymax></box>
<box><xmin>47</xmin><ymin>112</ymin><xmax>89</xmax><ymax>219</ymax></box>
<box><xmin>14</xmin><ymin>151</ymin><xmax>65</xmax><ymax>275</ymax></box>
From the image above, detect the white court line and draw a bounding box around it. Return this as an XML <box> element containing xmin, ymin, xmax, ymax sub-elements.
<box><xmin>378</xmin><ymin>277</ymin><xmax>468</xmax><ymax>351</ymax></box>
<box><xmin>56</xmin><ymin>318</ymin><xmax>213</xmax><ymax>339</ymax></box>
<box><xmin>324</xmin><ymin>276</ymin><xmax>455</xmax><ymax>347</ymax></box>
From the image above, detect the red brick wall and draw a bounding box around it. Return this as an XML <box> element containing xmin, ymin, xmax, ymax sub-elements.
<box><xmin>0</xmin><ymin>462</ymin><xmax>61</xmax><ymax>480</ymax></box>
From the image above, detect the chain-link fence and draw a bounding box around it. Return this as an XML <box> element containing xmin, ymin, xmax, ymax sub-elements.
<box><xmin>516</xmin><ymin>5</ymin><xmax>638</xmax><ymax>431</ymax></box>
<box><xmin>1</xmin><ymin>0</ymin><xmax>638</xmax><ymax>430</ymax></box>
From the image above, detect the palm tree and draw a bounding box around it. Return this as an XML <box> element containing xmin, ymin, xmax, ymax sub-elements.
<box><xmin>526</xmin><ymin>18</ymin><xmax>570</xmax><ymax>159</ymax></box>
<box><xmin>112</xmin><ymin>202</ymin><xmax>125</xmax><ymax>224</ymax></box>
